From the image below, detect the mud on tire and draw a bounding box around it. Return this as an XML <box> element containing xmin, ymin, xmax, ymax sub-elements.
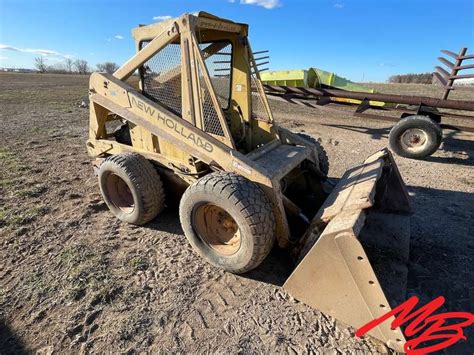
<box><xmin>98</xmin><ymin>153</ymin><xmax>165</xmax><ymax>225</ymax></box>
<box><xmin>179</xmin><ymin>172</ymin><xmax>275</xmax><ymax>274</ymax></box>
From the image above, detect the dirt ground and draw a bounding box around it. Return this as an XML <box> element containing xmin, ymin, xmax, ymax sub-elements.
<box><xmin>1</xmin><ymin>73</ymin><xmax>473</xmax><ymax>354</ymax></box>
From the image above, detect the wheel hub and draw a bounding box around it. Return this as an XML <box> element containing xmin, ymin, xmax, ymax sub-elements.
<box><xmin>193</xmin><ymin>203</ymin><xmax>241</xmax><ymax>256</ymax></box>
<box><xmin>400</xmin><ymin>128</ymin><xmax>427</xmax><ymax>152</ymax></box>
<box><xmin>105</xmin><ymin>173</ymin><xmax>135</xmax><ymax>213</ymax></box>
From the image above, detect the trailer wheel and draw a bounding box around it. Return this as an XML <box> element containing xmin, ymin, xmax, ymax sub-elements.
<box><xmin>297</xmin><ymin>133</ymin><xmax>329</xmax><ymax>175</ymax></box>
<box><xmin>98</xmin><ymin>153</ymin><xmax>165</xmax><ymax>225</ymax></box>
<box><xmin>179</xmin><ymin>172</ymin><xmax>275</xmax><ymax>274</ymax></box>
<box><xmin>389</xmin><ymin>115</ymin><xmax>442</xmax><ymax>159</ymax></box>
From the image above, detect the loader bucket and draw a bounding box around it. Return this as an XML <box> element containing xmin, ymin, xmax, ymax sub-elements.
<box><xmin>284</xmin><ymin>148</ymin><xmax>411</xmax><ymax>353</ymax></box>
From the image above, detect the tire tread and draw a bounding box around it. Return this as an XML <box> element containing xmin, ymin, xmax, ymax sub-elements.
<box><xmin>180</xmin><ymin>172</ymin><xmax>275</xmax><ymax>273</ymax></box>
<box><xmin>101</xmin><ymin>153</ymin><xmax>165</xmax><ymax>225</ymax></box>
<box><xmin>297</xmin><ymin>133</ymin><xmax>329</xmax><ymax>175</ymax></box>
<box><xmin>389</xmin><ymin>115</ymin><xmax>442</xmax><ymax>159</ymax></box>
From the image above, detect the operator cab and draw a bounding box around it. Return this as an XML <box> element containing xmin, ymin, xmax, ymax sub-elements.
<box><xmin>131</xmin><ymin>12</ymin><xmax>276</xmax><ymax>154</ymax></box>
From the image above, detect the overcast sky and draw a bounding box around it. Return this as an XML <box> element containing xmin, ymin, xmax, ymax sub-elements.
<box><xmin>0</xmin><ymin>0</ymin><xmax>472</xmax><ymax>82</ymax></box>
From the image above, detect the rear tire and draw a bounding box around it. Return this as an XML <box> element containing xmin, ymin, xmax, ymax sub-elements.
<box><xmin>179</xmin><ymin>172</ymin><xmax>275</xmax><ymax>274</ymax></box>
<box><xmin>114</xmin><ymin>123</ymin><xmax>132</xmax><ymax>146</ymax></box>
<box><xmin>389</xmin><ymin>115</ymin><xmax>442</xmax><ymax>159</ymax></box>
<box><xmin>297</xmin><ymin>133</ymin><xmax>329</xmax><ymax>175</ymax></box>
<box><xmin>98</xmin><ymin>153</ymin><xmax>165</xmax><ymax>225</ymax></box>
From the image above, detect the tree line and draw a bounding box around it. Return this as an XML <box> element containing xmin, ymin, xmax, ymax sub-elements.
<box><xmin>34</xmin><ymin>56</ymin><xmax>437</xmax><ymax>85</ymax></box>
<box><xmin>34</xmin><ymin>56</ymin><xmax>119</xmax><ymax>75</ymax></box>
<box><xmin>388</xmin><ymin>73</ymin><xmax>433</xmax><ymax>84</ymax></box>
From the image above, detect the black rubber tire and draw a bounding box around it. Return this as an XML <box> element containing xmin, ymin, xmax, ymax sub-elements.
<box><xmin>297</xmin><ymin>133</ymin><xmax>329</xmax><ymax>175</ymax></box>
<box><xmin>389</xmin><ymin>115</ymin><xmax>442</xmax><ymax>159</ymax></box>
<box><xmin>179</xmin><ymin>172</ymin><xmax>275</xmax><ymax>274</ymax></box>
<box><xmin>98</xmin><ymin>153</ymin><xmax>165</xmax><ymax>225</ymax></box>
<box><xmin>114</xmin><ymin>123</ymin><xmax>132</xmax><ymax>146</ymax></box>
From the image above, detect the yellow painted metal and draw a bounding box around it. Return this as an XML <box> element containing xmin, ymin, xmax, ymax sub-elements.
<box><xmin>88</xmin><ymin>11</ymin><xmax>298</xmax><ymax>244</ymax></box>
<box><xmin>88</xmin><ymin>13</ymin><xmax>411</xmax><ymax>353</ymax></box>
<box><xmin>284</xmin><ymin>149</ymin><xmax>410</xmax><ymax>353</ymax></box>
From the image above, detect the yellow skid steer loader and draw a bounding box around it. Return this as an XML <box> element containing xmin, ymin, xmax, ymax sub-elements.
<box><xmin>86</xmin><ymin>12</ymin><xmax>411</xmax><ymax>352</ymax></box>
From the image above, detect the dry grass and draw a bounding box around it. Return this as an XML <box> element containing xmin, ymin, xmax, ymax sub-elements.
<box><xmin>363</xmin><ymin>82</ymin><xmax>474</xmax><ymax>101</ymax></box>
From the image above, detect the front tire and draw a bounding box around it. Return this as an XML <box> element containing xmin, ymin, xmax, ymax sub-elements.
<box><xmin>389</xmin><ymin>115</ymin><xmax>442</xmax><ymax>159</ymax></box>
<box><xmin>179</xmin><ymin>172</ymin><xmax>275</xmax><ymax>274</ymax></box>
<box><xmin>98</xmin><ymin>153</ymin><xmax>165</xmax><ymax>225</ymax></box>
<box><xmin>297</xmin><ymin>133</ymin><xmax>329</xmax><ymax>175</ymax></box>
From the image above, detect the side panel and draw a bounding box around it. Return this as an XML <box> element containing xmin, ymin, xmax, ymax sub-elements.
<box><xmin>88</xmin><ymin>73</ymin><xmax>272</xmax><ymax>185</ymax></box>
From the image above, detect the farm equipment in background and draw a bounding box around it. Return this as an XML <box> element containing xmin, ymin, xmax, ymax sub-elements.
<box><xmin>261</xmin><ymin>68</ymin><xmax>386</xmax><ymax>107</ymax></box>
<box><xmin>87</xmin><ymin>12</ymin><xmax>412</xmax><ymax>352</ymax></box>
<box><xmin>261</xmin><ymin>48</ymin><xmax>474</xmax><ymax>159</ymax></box>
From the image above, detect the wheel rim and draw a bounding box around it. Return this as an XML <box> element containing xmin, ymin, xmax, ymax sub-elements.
<box><xmin>193</xmin><ymin>203</ymin><xmax>241</xmax><ymax>256</ymax></box>
<box><xmin>105</xmin><ymin>173</ymin><xmax>135</xmax><ymax>213</ymax></box>
<box><xmin>400</xmin><ymin>128</ymin><xmax>428</xmax><ymax>153</ymax></box>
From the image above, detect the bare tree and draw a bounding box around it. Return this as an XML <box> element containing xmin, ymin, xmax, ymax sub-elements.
<box><xmin>74</xmin><ymin>59</ymin><xmax>89</xmax><ymax>75</ymax></box>
<box><xmin>65</xmin><ymin>58</ymin><xmax>74</xmax><ymax>73</ymax></box>
<box><xmin>34</xmin><ymin>56</ymin><xmax>47</xmax><ymax>73</ymax></box>
<box><xmin>47</xmin><ymin>63</ymin><xmax>68</xmax><ymax>74</ymax></box>
<box><xmin>96</xmin><ymin>62</ymin><xmax>120</xmax><ymax>74</ymax></box>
